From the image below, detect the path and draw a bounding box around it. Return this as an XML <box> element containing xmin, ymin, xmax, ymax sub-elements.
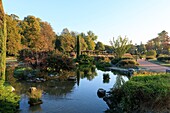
<box><xmin>137</xmin><ymin>59</ymin><xmax>170</xmax><ymax>72</ymax></box>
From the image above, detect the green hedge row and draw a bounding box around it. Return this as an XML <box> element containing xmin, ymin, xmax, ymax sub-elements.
<box><xmin>157</xmin><ymin>56</ymin><xmax>170</xmax><ymax>62</ymax></box>
<box><xmin>107</xmin><ymin>74</ymin><xmax>170</xmax><ymax>112</ymax></box>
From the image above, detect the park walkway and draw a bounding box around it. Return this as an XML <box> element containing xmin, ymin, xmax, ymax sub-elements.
<box><xmin>137</xmin><ymin>59</ymin><xmax>170</xmax><ymax>72</ymax></box>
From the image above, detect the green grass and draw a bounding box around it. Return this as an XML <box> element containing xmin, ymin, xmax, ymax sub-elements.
<box><xmin>149</xmin><ymin>59</ymin><xmax>170</xmax><ymax>67</ymax></box>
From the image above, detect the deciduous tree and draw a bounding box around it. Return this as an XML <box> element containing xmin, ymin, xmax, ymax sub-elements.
<box><xmin>6</xmin><ymin>14</ymin><xmax>21</xmax><ymax>56</ymax></box>
<box><xmin>95</xmin><ymin>41</ymin><xmax>105</xmax><ymax>51</ymax></box>
<box><xmin>110</xmin><ymin>36</ymin><xmax>131</xmax><ymax>59</ymax></box>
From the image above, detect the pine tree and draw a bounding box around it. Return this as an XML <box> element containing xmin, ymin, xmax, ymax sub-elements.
<box><xmin>0</xmin><ymin>0</ymin><xmax>7</xmax><ymax>81</ymax></box>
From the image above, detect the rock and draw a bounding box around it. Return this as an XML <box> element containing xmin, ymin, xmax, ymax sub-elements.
<box><xmin>97</xmin><ymin>88</ymin><xmax>106</xmax><ymax>98</ymax></box>
<box><xmin>29</xmin><ymin>87</ymin><xmax>37</xmax><ymax>93</ymax></box>
<box><xmin>11</xmin><ymin>86</ymin><xmax>15</xmax><ymax>92</ymax></box>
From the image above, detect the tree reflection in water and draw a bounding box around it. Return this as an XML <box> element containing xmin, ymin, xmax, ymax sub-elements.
<box><xmin>6</xmin><ymin>65</ymin><xmax>98</xmax><ymax>97</ymax></box>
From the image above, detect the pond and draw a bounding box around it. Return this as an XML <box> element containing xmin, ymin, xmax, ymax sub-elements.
<box><xmin>8</xmin><ymin>68</ymin><xmax>128</xmax><ymax>113</ymax></box>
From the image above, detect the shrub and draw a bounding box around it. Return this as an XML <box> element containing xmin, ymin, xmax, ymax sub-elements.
<box><xmin>146</xmin><ymin>56</ymin><xmax>155</xmax><ymax>60</ymax></box>
<box><xmin>106</xmin><ymin>74</ymin><xmax>170</xmax><ymax>112</ymax></box>
<box><xmin>0</xmin><ymin>81</ymin><xmax>20</xmax><ymax>113</ymax></box>
<box><xmin>146</xmin><ymin>50</ymin><xmax>156</xmax><ymax>57</ymax></box>
<box><xmin>76</xmin><ymin>54</ymin><xmax>94</xmax><ymax>64</ymax></box>
<box><xmin>14</xmin><ymin>67</ymin><xmax>33</xmax><ymax>80</ymax></box>
<box><xmin>28</xmin><ymin>89</ymin><xmax>43</xmax><ymax>103</ymax></box>
<box><xmin>116</xmin><ymin>60</ymin><xmax>138</xmax><ymax>68</ymax></box>
<box><xmin>47</xmin><ymin>55</ymin><xmax>76</xmax><ymax>72</ymax></box>
<box><xmin>111</xmin><ymin>58</ymin><xmax>121</xmax><ymax>65</ymax></box>
<box><xmin>157</xmin><ymin>56</ymin><xmax>170</xmax><ymax>62</ymax></box>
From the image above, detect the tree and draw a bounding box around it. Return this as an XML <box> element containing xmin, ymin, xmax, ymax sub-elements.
<box><xmin>110</xmin><ymin>36</ymin><xmax>132</xmax><ymax>58</ymax></box>
<box><xmin>20</xmin><ymin>15</ymin><xmax>41</xmax><ymax>49</ymax></box>
<box><xmin>146</xmin><ymin>30</ymin><xmax>170</xmax><ymax>54</ymax></box>
<box><xmin>95</xmin><ymin>41</ymin><xmax>105</xmax><ymax>51</ymax></box>
<box><xmin>79</xmin><ymin>33</ymin><xmax>87</xmax><ymax>50</ymax></box>
<box><xmin>76</xmin><ymin>35</ymin><xmax>81</xmax><ymax>58</ymax></box>
<box><xmin>138</xmin><ymin>42</ymin><xmax>146</xmax><ymax>55</ymax></box>
<box><xmin>37</xmin><ymin>21</ymin><xmax>56</xmax><ymax>51</ymax></box>
<box><xmin>84</xmin><ymin>31</ymin><xmax>97</xmax><ymax>50</ymax></box>
<box><xmin>6</xmin><ymin>14</ymin><xmax>21</xmax><ymax>56</ymax></box>
<box><xmin>104</xmin><ymin>45</ymin><xmax>113</xmax><ymax>53</ymax></box>
<box><xmin>55</xmin><ymin>28</ymin><xmax>76</xmax><ymax>52</ymax></box>
<box><xmin>0</xmin><ymin>0</ymin><xmax>7</xmax><ymax>80</ymax></box>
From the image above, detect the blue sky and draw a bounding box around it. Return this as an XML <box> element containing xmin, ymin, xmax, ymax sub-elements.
<box><xmin>3</xmin><ymin>0</ymin><xmax>170</xmax><ymax>45</ymax></box>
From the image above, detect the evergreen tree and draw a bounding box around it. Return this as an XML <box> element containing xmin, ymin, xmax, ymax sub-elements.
<box><xmin>0</xmin><ymin>0</ymin><xmax>7</xmax><ymax>80</ymax></box>
<box><xmin>76</xmin><ymin>35</ymin><xmax>81</xmax><ymax>58</ymax></box>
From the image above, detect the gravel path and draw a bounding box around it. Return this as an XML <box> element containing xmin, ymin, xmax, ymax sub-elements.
<box><xmin>137</xmin><ymin>59</ymin><xmax>170</xmax><ymax>72</ymax></box>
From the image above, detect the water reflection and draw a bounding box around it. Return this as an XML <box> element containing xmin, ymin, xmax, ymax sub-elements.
<box><xmin>6</xmin><ymin>66</ymin><xmax>129</xmax><ymax>113</ymax></box>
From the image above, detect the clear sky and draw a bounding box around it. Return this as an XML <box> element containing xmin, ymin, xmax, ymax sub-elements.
<box><xmin>3</xmin><ymin>0</ymin><xmax>170</xmax><ymax>45</ymax></box>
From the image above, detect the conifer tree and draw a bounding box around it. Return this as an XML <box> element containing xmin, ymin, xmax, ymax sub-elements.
<box><xmin>76</xmin><ymin>35</ymin><xmax>81</xmax><ymax>58</ymax></box>
<box><xmin>0</xmin><ymin>0</ymin><xmax>7</xmax><ymax>80</ymax></box>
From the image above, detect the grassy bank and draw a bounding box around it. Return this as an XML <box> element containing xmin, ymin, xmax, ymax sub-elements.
<box><xmin>106</xmin><ymin>73</ymin><xmax>170</xmax><ymax>113</ymax></box>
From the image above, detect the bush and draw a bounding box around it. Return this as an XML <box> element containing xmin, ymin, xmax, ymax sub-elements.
<box><xmin>14</xmin><ymin>67</ymin><xmax>33</xmax><ymax>80</ymax></box>
<box><xmin>96</xmin><ymin>61</ymin><xmax>111</xmax><ymax>71</ymax></box>
<box><xmin>116</xmin><ymin>60</ymin><xmax>138</xmax><ymax>68</ymax></box>
<box><xmin>146</xmin><ymin>50</ymin><xmax>156</xmax><ymax>57</ymax></box>
<box><xmin>0</xmin><ymin>81</ymin><xmax>20</xmax><ymax>113</ymax></box>
<box><xmin>157</xmin><ymin>56</ymin><xmax>170</xmax><ymax>62</ymax></box>
<box><xmin>106</xmin><ymin>74</ymin><xmax>170</xmax><ymax>112</ymax></box>
<box><xmin>111</xmin><ymin>58</ymin><xmax>121</xmax><ymax>65</ymax></box>
<box><xmin>28</xmin><ymin>89</ymin><xmax>43</xmax><ymax>103</ymax></box>
<box><xmin>146</xmin><ymin>56</ymin><xmax>155</xmax><ymax>60</ymax></box>
<box><xmin>47</xmin><ymin>55</ymin><xmax>76</xmax><ymax>72</ymax></box>
<box><xmin>76</xmin><ymin>54</ymin><xmax>94</xmax><ymax>64</ymax></box>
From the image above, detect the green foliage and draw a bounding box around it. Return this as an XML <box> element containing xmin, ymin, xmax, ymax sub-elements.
<box><xmin>55</xmin><ymin>29</ymin><xmax>76</xmax><ymax>52</ymax></box>
<box><xmin>110</xmin><ymin>36</ymin><xmax>132</xmax><ymax>59</ymax></box>
<box><xmin>84</xmin><ymin>31</ymin><xmax>97</xmax><ymax>50</ymax></box>
<box><xmin>116</xmin><ymin>60</ymin><xmax>139</xmax><ymax>68</ymax></box>
<box><xmin>146</xmin><ymin>50</ymin><xmax>157</xmax><ymax>57</ymax></box>
<box><xmin>146</xmin><ymin>30</ymin><xmax>170</xmax><ymax>54</ymax></box>
<box><xmin>157</xmin><ymin>56</ymin><xmax>170</xmax><ymax>62</ymax></box>
<box><xmin>146</xmin><ymin>56</ymin><xmax>155</xmax><ymax>60</ymax></box>
<box><xmin>95</xmin><ymin>41</ymin><xmax>105</xmax><ymax>51</ymax></box>
<box><xmin>0</xmin><ymin>81</ymin><xmax>20</xmax><ymax>113</ymax></box>
<box><xmin>76</xmin><ymin>35</ymin><xmax>81</xmax><ymax>58</ymax></box>
<box><xmin>47</xmin><ymin>54</ymin><xmax>76</xmax><ymax>72</ymax></box>
<box><xmin>20</xmin><ymin>15</ymin><xmax>41</xmax><ymax>49</ymax></box>
<box><xmin>14</xmin><ymin>67</ymin><xmax>33</xmax><ymax>80</ymax></box>
<box><xmin>6</xmin><ymin>14</ymin><xmax>21</xmax><ymax>56</ymax></box>
<box><xmin>0</xmin><ymin>1</ymin><xmax>7</xmax><ymax>80</ymax></box>
<box><xmin>111</xmin><ymin>58</ymin><xmax>121</xmax><ymax>65</ymax></box>
<box><xmin>107</xmin><ymin>74</ymin><xmax>170</xmax><ymax>112</ymax></box>
<box><xmin>104</xmin><ymin>45</ymin><xmax>113</xmax><ymax>53</ymax></box>
<box><xmin>28</xmin><ymin>89</ymin><xmax>42</xmax><ymax>103</ymax></box>
<box><xmin>96</xmin><ymin>61</ymin><xmax>111</xmax><ymax>71</ymax></box>
<box><xmin>76</xmin><ymin>54</ymin><xmax>94</xmax><ymax>64</ymax></box>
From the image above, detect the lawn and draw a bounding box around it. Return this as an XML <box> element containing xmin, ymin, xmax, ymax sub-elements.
<box><xmin>149</xmin><ymin>59</ymin><xmax>170</xmax><ymax>67</ymax></box>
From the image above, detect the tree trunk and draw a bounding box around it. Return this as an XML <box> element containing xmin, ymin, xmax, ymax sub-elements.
<box><xmin>0</xmin><ymin>0</ymin><xmax>7</xmax><ymax>81</ymax></box>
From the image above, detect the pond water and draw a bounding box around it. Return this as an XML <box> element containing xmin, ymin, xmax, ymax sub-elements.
<box><xmin>10</xmin><ymin>69</ymin><xmax>128</xmax><ymax>113</ymax></box>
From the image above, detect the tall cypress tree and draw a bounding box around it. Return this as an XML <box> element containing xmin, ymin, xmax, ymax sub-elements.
<box><xmin>0</xmin><ymin>0</ymin><xmax>7</xmax><ymax>81</ymax></box>
<box><xmin>76</xmin><ymin>35</ymin><xmax>81</xmax><ymax>59</ymax></box>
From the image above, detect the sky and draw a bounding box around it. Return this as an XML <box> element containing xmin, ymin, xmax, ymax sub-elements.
<box><xmin>3</xmin><ymin>0</ymin><xmax>170</xmax><ymax>45</ymax></box>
